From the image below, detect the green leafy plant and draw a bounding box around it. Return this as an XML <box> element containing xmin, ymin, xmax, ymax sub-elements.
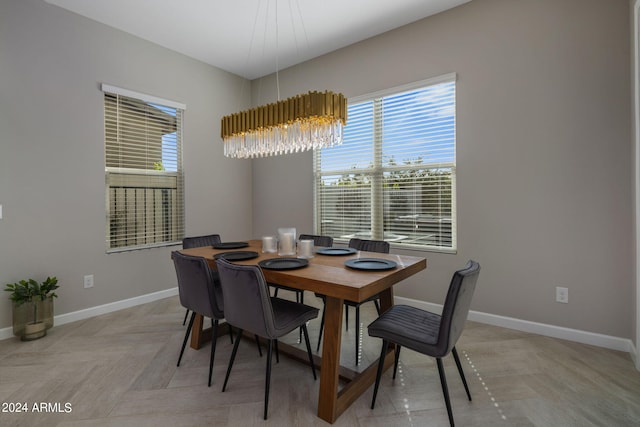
<box><xmin>4</xmin><ymin>277</ymin><xmax>59</xmax><ymax>306</ymax></box>
<box><xmin>5</xmin><ymin>277</ymin><xmax>59</xmax><ymax>330</ymax></box>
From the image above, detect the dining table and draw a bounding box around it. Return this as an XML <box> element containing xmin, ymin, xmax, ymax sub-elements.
<box><xmin>179</xmin><ymin>239</ymin><xmax>426</xmax><ymax>424</ymax></box>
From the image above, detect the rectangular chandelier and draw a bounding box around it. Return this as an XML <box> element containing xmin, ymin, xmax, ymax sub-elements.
<box><xmin>221</xmin><ymin>90</ymin><xmax>347</xmax><ymax>158</ymax></box>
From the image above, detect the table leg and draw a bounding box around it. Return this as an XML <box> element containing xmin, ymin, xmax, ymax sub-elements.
<box><xmin>378</xmin><ymin>286</ymin><xmax>394</xmax><ymax>313</ymax></box>
<box><xmin>317</xmin><ymin>296</ymin><xmax>344</xmax><ymax>423</ymax></box>
<box><xmin>317</xmin><ymin>287</ymin><xmax>396</xmax><ymax>424</ymax></box>
<box><xmin>189</xmin><ymin>313</ymin><xmax>212</xmax><ymax>350</ymax></box>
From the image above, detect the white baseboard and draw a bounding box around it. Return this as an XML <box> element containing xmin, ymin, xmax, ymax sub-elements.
<box><xmin>394</xmin><ymin>296</ymin><xmax>637</xmax><ymax>356</ymax></box>
<box><xmin>1</xmin><ymin>290</ymin><xmax>635</xmax><ymax>366</ymax></box>
<box><xmin>0</xmin><ymin>287</ymin><xmax>178</xmax><ymax>341</ymax></box>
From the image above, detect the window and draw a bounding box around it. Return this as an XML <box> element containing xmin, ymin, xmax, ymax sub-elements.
<box><xmin>314</xmin><ymin>74</ymin><xmax>456</xmax><ymax>252</ymax></box>
<box><xmin>102</xmin><ymin>84</ymin><xmax>185</xmax><ymax>252</ymax></box>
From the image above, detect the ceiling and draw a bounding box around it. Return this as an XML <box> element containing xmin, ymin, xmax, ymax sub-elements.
<box><xmin>44</xmin><ymin>0</ymin><xmax>471</xmax><ymax>80</ymax></box>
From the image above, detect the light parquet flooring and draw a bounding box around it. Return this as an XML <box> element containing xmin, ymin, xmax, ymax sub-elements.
<box><xmin>1</xmin><ymin>294</ymin><xmax>640</xmax><ymax>426</ymax></box>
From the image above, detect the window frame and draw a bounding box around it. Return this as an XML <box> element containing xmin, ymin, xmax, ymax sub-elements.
<box><xmin>102</xmin><ymin>84</ymin><xmax>186</xmax><ymax>253</ymax></box>
<box><xmin>313</xmin><ymin>73</ymin><xmax>457</xmax><ymax>253</ymax></box>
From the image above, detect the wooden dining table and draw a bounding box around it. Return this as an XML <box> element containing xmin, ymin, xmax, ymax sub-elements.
<box><xmin>179</xmin><ymin>240</ymin><xmax>426</xmax><ymax>424</ymax></box>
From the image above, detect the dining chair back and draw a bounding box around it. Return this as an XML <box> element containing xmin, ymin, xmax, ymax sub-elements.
<box><xmin>180</xmin><ymin>234</ymin><xmax>222</xmax><ymax>325</ymax></box>
<box><xmin>216</xmin><ymin>258</ymin><xmax>319</xmax><ymax>420</ymax></box>
<box><xmin>299</xmin><ymin>233</ymin><xmax>334</xmax><ymax>247</ymax></box>
<box><xmin>439</xmin><ymin>261</ymin><xmax>481</xmax><ymax>356</ymax></box>
<box><xmin>368</xmin><ymin>260</ymin><xmax>481</xmax><ymax>427</ymax></box>
<box><xmin>182</xmin><ymin>234</ymin><xmax>221</xmax><ymax>249</ymax></box>
<box><xmin>348</xmin><ymin>238</ymin><xmax>390</xmax><ymax>253</ymax></box>
<box><xmin>171</xmin><ymin>251</ymin><xmax>225</xmax><ymax>387</ymax></box>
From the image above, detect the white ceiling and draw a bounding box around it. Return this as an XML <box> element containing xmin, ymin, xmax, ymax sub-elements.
<box><xmin>44</xmin><ymin>0</ymin><xmax>471</xmax><ymax>80</ymax></box>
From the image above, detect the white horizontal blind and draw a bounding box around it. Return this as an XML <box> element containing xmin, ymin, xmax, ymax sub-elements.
<box><xmin>315</xmin><ymin>75</ymin><xmax>456</xmax><ymax>251</ymax></box>
<box><xmin>103</xmin><ymin>87</ymin><xmax>185</xmax><ymax>251</ymax></box>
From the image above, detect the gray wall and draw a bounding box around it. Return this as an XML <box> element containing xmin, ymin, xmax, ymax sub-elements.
<box><xmin>631</xmin><ymin>0</ymin><xmax>639</xmax><ymax>361</ymax></box>
<box><xmin>0</xmin><ymin>0</ymin><xmax>252</xmax><ymax>329</ymax></box>
<box><xmin>0</xmin><ymin>0</ymin><xmax>633</xmax><ymax>343</ymax></box>
<box><xmin>252</xmin><ymin>0</ymin><xmax>634</xmax><ymax>339</ymax></box>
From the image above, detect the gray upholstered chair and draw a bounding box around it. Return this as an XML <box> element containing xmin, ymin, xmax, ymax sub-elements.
<box><xmin>347</xmin><ymin>237</ymin><xmax>390</xmax><ymax>254</ymax></box>
<box><xmin>181</xmin><ymin>234</ymin><xmax>222</xmax><ymax>325</ymax></box>
<box><xmin>171</xmin><ymin>251</ymin><xmax>225</xmax><ymax>387</ymax></box>
<box><xmin>216</xmin><ymin>258</ymin><xmax>319</xmax><ymax>420</ymax></box>
<box><xmin>182</xmin><ymin>234</ymin><xmax>221</xmax><ymax>249</ymax></box>
<box><xmin>316</xmin><ymin>238</ymin><xmax>389</xmax><ymax>365</ymax></box>
<box><xmin>299</xmin><ymin>233</ymin><xmax>334</xmax><ymax>248</ymax></box>
<box><xmin>368</xmin><ymin>260</ymin><xmax>481</xmax><ymax>427</ymax></box>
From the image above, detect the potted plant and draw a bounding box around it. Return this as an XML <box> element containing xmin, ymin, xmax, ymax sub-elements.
<box><xmin>4</xmin><ymin>277</ymin><xmax>59</xmax><ymax>340</ymax></box>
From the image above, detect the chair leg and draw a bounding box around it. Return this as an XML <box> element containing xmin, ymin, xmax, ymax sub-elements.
<box><xmin>228</xmin><ymin>323</ymin><xmax>234</xmax><ymax>344</ymax></box>
<box><xmin>255</xmin><ymin>334</ymin><xmax>263</xmax><ymax>357</ymax></box>
<box><xmin>208</xmin><ymin>318</ymin><xmax>218</xmax><ymax>387</ymax></box>
<box><xmin>177</xmin><ymin>312</ymin><xmax>196</xmax><ymax>366</ymax></box>
<box><xmin>452</xmin><ymin>347</ymin><xmax>472</xmax><ymax>401</ymax></box>
<box><xmin>264</xmin><ymin>339</ymin><xmax>274</xmax><ymax>420</ymax></box>
<box><xmin>316</xmin><ymin>305</ymin><xmax>325</xmax><ymax>352</ymax></box>
<box><xmin>298</xmin><ymin>291</ymin><xmax>304</xmax><ymax>342</ymax></box>
<box><xmin>222</xmin><ymin>328</ymin><xmax>243</xmax><ymax>392</ymax></box>
<box><xmin>345</xmin><ymin>305</ymin><xmax>349</xmax><ymax>330</ymax></box>
<box><xmin>273</xmin><ymin>287</ymin><xmax>279</xmax><ymax>297</ymax></box>
<box><xmin>182</xmin><ymin>309</ymin><xmax>190</xmax><ymax>326</ymax></box>
<box><xmin>436</xmin><ymin>358</ymin><xmax>455</xmax><ymax>427</ymax></box>
<box><xmin>301</xmin><ymin>324</ymin><xmax>317</xmax><ymax>380</ymax></box>
<box><xmin>373</xmin><ymin>299</ymin><xmax>381</xmax><ymax>315</ymax></box>
<box><xmin>371</xmin><ymin>340</ymin><xmax>389</xmax><ymax>409</ymax></box>
<box><xmin>393</xmin><ymin>345</ymin><xmax>401</xmax><ymax>379</ymax></box>
<box><xmin>355</xmin><ymin>306</ymin><xmax>360</xmax><ymax>365</ymax></box>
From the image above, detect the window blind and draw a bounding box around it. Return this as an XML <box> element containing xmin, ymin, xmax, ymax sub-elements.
<box><xmin>315</xmin><ymin>74</ymin><xmax>456</xmax><ymax>251</ymax></box>
<box><xmin>103</xmin><ymin>85</ymin><xmax>185</xmax><ymax>251</ymax></box>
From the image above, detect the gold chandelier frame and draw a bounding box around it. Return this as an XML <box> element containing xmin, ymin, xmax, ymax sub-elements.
<box><xmin>221</xmin><ymin>90</ymin><xmax>347</xmax><ymax>158</ymax></box>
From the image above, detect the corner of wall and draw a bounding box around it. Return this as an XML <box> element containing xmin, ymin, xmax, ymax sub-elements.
<box><xmin>633</xmin><ymin>0</ymin><xmax>640</xmax><ymax>371</ymax></box>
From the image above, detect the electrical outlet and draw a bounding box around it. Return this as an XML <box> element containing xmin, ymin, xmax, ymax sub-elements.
<box><xmin>83</xmin><ymin>275</ymin><xmax>94</xmax><ymax>289</ymax></box>
<box><xmin>556</xmin><ymin>286</ymin><xmax>568</xmax><ymax>303</ymax></box>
